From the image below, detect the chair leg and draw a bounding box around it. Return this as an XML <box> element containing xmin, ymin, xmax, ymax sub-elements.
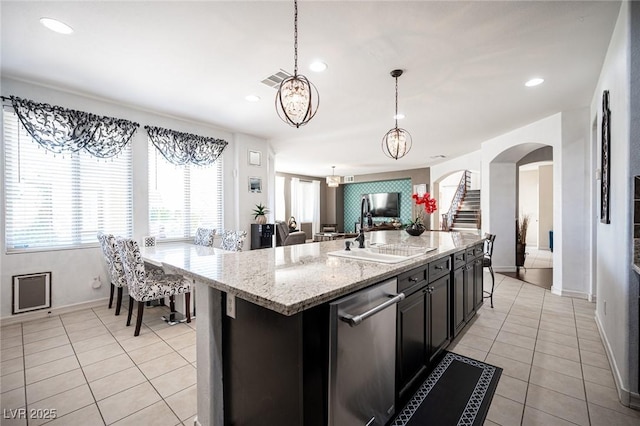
<box><xmin>134</xmin><ymin>301</ymin><xmax>145</xmax><ymax>336</ymax></box>
<box><xmin>115</xmin><ymin>287</ymin><xmax>124</xmax><ymax>316</ymax></box>
<box><xmin>108</xmin><ymin>283</ymin><xmax>115</xmax><ymax>309</ymax></box>
<box><xmin>126</xmin><ymin>296</ymin><xmax>134</xmax><ymax>326</ymax></box>
<box><xmin>185</xmin><ymin>292</ymin><xmax>191</xmax><ymax>323</ymax></box>
<box><xmin>489</xmin><ymin>266</ymin><xmax>495</xmax><ymax>308</ymax></box>
<box><xmin>169</xmin><ymin>295</ymin><xmax>176</xmax><ymax>313</ymax></box>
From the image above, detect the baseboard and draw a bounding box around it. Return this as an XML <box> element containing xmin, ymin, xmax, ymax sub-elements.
<box><xmin>631</xmin><ymin>392</ymin><xmax>640</xmax><ymax>410</ymax></box>
<box><xmin>595</xmin><ymin>312</ymin><xmax>632</xmax><ymax>407</ymax></box>
<box><xmin>194</xmin><ymin>418</ymin><xmax>201</xmax><ymax>426</ymax></box>
<box><xmin>0</xmin><ymin>297</ymin><xmax>109</xmax><ymax>326</ymax></box>
<box><xmin>550</xmin><ymin>287</ymin><xmax>589</xmax><ymax>299</ymax></box>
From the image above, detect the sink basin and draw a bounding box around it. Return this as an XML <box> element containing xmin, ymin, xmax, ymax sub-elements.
<box><xmin>327</xmin><ymin>247</ymin><xmax>436</xmax><ymax>264</ymax></box>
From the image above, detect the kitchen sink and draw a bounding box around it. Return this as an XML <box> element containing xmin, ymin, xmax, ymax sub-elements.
<box><xmin>327</xmin><ymin>246</ymin><xmax>436</xmax><ymax>264</ymax></box>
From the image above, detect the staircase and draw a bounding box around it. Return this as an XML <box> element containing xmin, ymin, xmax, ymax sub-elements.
<box><xmin>451</xmin><ymin>189</ymin><xmax>481</xmax><ymax>231</ymax></box>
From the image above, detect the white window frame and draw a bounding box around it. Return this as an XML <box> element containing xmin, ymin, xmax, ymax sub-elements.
<box><xmin>147</xmin><ymin>139</ymin><xmax>224</xmax><ymax>241</ymax></box>
<box><xmin>3</xmin><ymin>108</ymin><xmax>133</xmax><ymax>253</ymax></box>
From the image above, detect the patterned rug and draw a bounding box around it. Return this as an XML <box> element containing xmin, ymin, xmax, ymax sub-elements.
<box><xmin>390</xmin><ymin>351</ymin><xmax>502</xmax><ymax>426</ymax></box>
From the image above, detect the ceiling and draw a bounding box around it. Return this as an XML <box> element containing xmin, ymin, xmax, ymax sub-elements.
<box><xmin>1</xmin><ymin>1</ymin><xmax>621</xmax><ymax>178</ymax></box>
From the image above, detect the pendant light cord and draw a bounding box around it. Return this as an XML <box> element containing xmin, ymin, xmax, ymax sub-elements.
<box><xmin>394</xmin><ymin>76</ymin><xmax>399</xmax><ymax>128</ymax></box>
<box><xmin>293</xmin><ymin>0</ymin><xmax>299</xmax><ymax>76</ymax></box>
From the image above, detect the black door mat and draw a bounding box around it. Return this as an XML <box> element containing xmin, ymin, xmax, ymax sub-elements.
<box><xmin>389</xmin><ymin>351</ymin><xmax>502</xmax><ymax>426</ymax></box>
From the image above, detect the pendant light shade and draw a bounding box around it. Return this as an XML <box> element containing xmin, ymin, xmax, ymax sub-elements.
<box><xmin>276</xmin><ymin>0</ymin><xmax>319</xmax><ymax>128</ymax></box>
<box><xmin>326</xmin><ymin>166</ymin><xmax>340</xmax><ymax>187</ymax></box>
<box><xmin>382</xmin><ymin>69</ymin><xmax>412</xmax><ymax>160</ymax></box>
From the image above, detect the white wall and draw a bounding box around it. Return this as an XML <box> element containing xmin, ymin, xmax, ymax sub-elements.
<box><xmin>538</xmin><ymin>165</ymin><xmax>554</xmax><ymax>250</ymax></box>
<box><xmin>0</xmin><ymin>78</ymin><xmax>270</xmax><ymax>320</ymax></box>
<box><xmin>590</xmin><ymin>1</ymin><xmax>633</xmax><ymax>402</ymax></box>
<box><xmin>480</xmin><ymin>114</ymin><xmax>562</xmax><ymax>274</ymax></box>
<box><xmin>519</xmin><ymin>169</ymin><xmax>539</xmax><ymax>246</ymax></box>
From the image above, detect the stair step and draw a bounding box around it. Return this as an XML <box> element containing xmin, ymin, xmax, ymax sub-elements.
<box><xmin>452</xmin><ymin>223</ymin><xmax>479</xmax><ymax>229</ymax></box>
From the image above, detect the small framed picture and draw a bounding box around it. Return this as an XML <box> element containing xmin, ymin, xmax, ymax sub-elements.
<box><xmin>413</xmin><ymin>184</ymin><xmax>427</xmax><ymax>196</ymax></box>
<box><xmin>248</xmin><ymin>150</ymin><xmax>262</xmax><ymax>166</ymax></box>
<box><xmin>249</xmin><ymin>177</ymin><xmax>262</xmax><ymax>193</ymax></box>
<box><xmin>12</xmin><ymin>272</ymin><xmax>52</xmax><ymax>314</ymax></box>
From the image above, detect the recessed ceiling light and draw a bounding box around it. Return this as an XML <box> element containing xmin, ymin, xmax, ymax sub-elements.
<box><xmin>525</xmin><ymin>78</ymin><xmax>544</xmax><ymax>87</ymax></box>
<box><xmin>394</xmin><ymin>113</ymin><xmax>405</xmax><ymax>120</ymax></box>
<box><xmin>40</xmin><ymin>17</ymin><xmax>74</xmax><ymax>35</ymax></box>
<box><xmin>245</xmin><ymin>95</ymin><xmax>261</xmax><ymax>102</ymax></box>
<box><xmin>309</xmin><ymin>61</ymin><xmax>328</xmax><ymax>72</ymax></box>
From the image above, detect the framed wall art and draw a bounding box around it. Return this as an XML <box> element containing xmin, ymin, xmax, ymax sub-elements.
<box><xmin>248</xmin><ymin>150</ymin><xmax>262</xmax><ymax>166</ymax></box>
<box><xmin>601</xmin><ymin>90</ymin><xmax>611</xmax><ymax>224</ymax></box>
<box><xmin>249</xmin><ymin>177</ymin><xmax>262</xmax><ymax>193</ymax></box>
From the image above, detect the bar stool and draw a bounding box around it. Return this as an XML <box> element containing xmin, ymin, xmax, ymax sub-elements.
<box><xmin>220</xmin><ymin>230</ymin><xmax>247</xmax><ymax>251</ymax></box>
<box><xmin>116</xmin><ymin>237</ymin><xmax>191</xmax><ymax>336</ymax></box>
<box><xmin>483</xmin><ymin>233</ymin><xmax>496</xmax><ymax>308</ymax></box>
<box><xmin>97</xmin><ymin>232</ymin><xmax>128</xmax><ymax>315</ymax></box>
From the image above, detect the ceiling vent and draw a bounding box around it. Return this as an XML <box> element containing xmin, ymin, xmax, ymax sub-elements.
<box><xmin>344</xmin><ymin>176</ymin><xmax>355</xmax><ymax>183</ymax></box>
<box><xmin>261</xmin><ymin>70</ymin><xmax>292</xmax><ymax>89</ymax></box>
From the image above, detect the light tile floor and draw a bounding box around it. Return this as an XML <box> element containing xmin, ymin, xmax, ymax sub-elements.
<box><xmin>524</xmin><ymin>247</ymin><xmax>553</xmax><ymax>269</ymax></box>
<box><xmin>450</xmin><ymin>272</ymin><xmax>640</xmax><ymax>425</ymax></box>
<box><xmin>2</xmin><ymin>273</ymin><xmax>639</xmax><ymax>425</ymax></box>
<box><xmin>1</xmin><ymin>304</ymin><xmax>196</xmax><ymax>426</ymax></box>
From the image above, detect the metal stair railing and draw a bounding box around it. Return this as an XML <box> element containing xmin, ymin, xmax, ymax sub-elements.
<box><xmin>441</xmin><ymin>170</ymin><xmax>470</xmax><ymax>231</ymax></box>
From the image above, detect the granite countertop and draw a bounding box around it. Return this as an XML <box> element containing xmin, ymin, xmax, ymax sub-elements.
<box><xmin>142</xmin><ymin>231</ymin><xmax>484</xmax><ymax>316</ymax></box>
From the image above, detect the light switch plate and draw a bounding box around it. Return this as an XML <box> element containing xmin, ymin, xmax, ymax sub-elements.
<box><xmin>226</xmin><ymin>293</ymin><xmax>236</xmax><ymax>319</ymax></box>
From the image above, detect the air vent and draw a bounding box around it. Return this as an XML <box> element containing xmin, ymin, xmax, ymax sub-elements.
<box><xmin>344</xmin><ymin>176</ymin><xmax>355</xmax><ymax>183</ymax></box>
<box><xmin>261</xmin><ymin>70</ymin><xmax>292</xmax><ymax>88</ymax></box>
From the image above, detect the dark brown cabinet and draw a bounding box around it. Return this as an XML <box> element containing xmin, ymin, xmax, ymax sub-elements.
<box><xmin>464</xmin><ymin>263</ymin><xmax>475</xmax><ymax>321</ymax></box>
<box><xmin>396</xmin><ymin>287</ymin><xmax>428</xmax><ymax>402</ymax></box>
<box><xmin>452</xmin><ymin>265</ymin><xmax>465</xmax><ymax>336</ymax></box>
<box><xmin>427</xmin><ymin>274</ymin><xmax>450</xmax><ymax>364</ymax></box>
<box><xmin>396</xmin><ymin>260</ymin><xmax>451</xmax><ymax>405</ymax></box>
<box><xmin>474</xmin><ymin>257</ymin><xmax>484</xmax><ymax>310</ymax></box>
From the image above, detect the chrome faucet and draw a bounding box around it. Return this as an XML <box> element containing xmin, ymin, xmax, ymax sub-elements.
<box><xmin>356</xmin><ymin>196</ymin><xmax>370</xmax><ymax>248</ymax></box>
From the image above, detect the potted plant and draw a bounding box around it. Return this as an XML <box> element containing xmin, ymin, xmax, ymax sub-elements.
<box><xmin>406</xmin><ymin>193</ymin><xmax>437</xmax><ymax>236</ymax></box>
<box><xmin>253</xmin><ymin>203</ymin><xmax>269</xmax><ymax>225</ymax></box>
<box><xmin>516</xmin><ymin>214</ymin><xmax>529</xmax><ymax>267</ymax></box>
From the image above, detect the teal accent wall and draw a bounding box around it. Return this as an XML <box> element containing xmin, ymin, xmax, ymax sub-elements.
<box><xmin>343</xmin><ymin>179</ymin><xmax>412</xmax><ymax>232</ymax></box>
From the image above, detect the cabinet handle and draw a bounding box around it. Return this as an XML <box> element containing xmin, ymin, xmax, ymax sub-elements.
<box><xmin>409</xmin><ymin>277</ymin><xmax>419</xmax><ymax>283</ymax></box>
<box><xmin>456</xmin><ymin>256</ymin><xmax>463</xmax><ymax>261</ymax></box>
<box><xmin>435</xmin><ymin>266</ymin><xmax>443</xmax><ymax>270</ymax></box>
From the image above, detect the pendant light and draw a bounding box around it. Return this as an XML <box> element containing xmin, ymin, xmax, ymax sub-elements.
<box><xmin>326</xmin><ymin>166</ymin><xmax>340</xmax><ymax>187</ymax></box>
<box><xmin>382</xmin><ymin>69</ymin><xmax>412</xmax><ymax>160</ymax></box>
<box><xmin>275</xmin><ymin>0</ymin><xmax>319</xmax><ymax>128</ymax></box>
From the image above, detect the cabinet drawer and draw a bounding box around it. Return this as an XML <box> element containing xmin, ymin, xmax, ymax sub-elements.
<box><xmin>428</xmin><ymin>257</ymin><xmax>451</xmax><ymax>282</ymax></box>
<box><xmin>473</xmin><ymin>243</ymin><xmax>485</xmax><ymax>259</ymax></box>
<box><xmin>465</xmin><ymin>247</ymin><xmax>475</xmax><ymax>260</ymax></box>
<box><xmin>398</xmin><ymin>266</ymin><xmax>427</xmax><ymax>293</ymax></box>
<box><xmin>452</xmin><ymin>250</ymin><xmax>466</xmax><ymax>269</ymax></box>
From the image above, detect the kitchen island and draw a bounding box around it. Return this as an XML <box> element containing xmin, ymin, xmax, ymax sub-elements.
<box><xmin>142</xmin><ymin>230</ymin><xmax>485</xmax><ymax>426</ymax></box>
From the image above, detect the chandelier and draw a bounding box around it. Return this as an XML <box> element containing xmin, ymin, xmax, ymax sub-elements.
<box><xmin>382</xmin><ymin>69</ymin><xmax>412</xmax><ymax>160</ymax></box>
<box><xmin>326</xmin><ymin>166</ymin><xmax>340</xmax><ymax>187</ymax></box>
<box><xmin>275</xmin><ymin>0</ymin><xmax>319</xmax><ymax>128</ymax></box>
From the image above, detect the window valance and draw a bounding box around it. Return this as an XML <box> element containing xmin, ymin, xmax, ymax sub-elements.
<box><xmin>145</xmin><ymin>125</ymin><xmax>228</xmax><ymax>167</ymax></box>
<box><xmin>4</xmin><ymin>96</ymin><xmax>139</xmax><ymax>158</ymax></box>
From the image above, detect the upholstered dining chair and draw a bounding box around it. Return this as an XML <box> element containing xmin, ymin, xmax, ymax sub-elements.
<box><xmin>219</xmin><ymin>230</ymin><xmax>247</xmax><ymax>251</ymax></box>
<box><xmin>194</xmin><ymin>227</ymin><xmax>216</xmax><ymax>246</ymax></box>
<box><xmin>483</xmin><ymin>233</ymin><xmax>496</xmax><ymax>308</ymax></box>
<box><xmin>97</xmin><ymin>232</ymin><xmax>128</xmax><ymax>316</ymax></box>
<box><xmin>116</xmin><ymin>237</ymin><xmax>191</xmax><ymax>336</ymax></box>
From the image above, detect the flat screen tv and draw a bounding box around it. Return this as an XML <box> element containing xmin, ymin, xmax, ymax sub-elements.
<box><xmin>363</xmin><ymin>192</ymin><xmax>400</xmax><ymax>218</ymax></box>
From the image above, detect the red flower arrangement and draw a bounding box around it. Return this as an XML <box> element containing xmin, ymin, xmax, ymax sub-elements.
<box><xmin>410</xmin><ymin>193</ymin><xmax>437</xmax><ymax>227</ymax></box>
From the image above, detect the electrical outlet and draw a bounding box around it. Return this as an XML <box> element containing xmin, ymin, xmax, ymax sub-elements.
<box><xmin>226</xmin><ymin>293</ymin><xmax>236</xmax><ymax>319</ymax></box>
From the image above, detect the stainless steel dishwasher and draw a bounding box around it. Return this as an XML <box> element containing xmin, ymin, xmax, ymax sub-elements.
<box><xmin>328</xmin><ymin>278</ymin><xmax>404</xmax><ymax>426</ymax></box>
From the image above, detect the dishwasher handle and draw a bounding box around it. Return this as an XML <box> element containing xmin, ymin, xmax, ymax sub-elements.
<box><xmin>340</xmin><ymin>293</ymin><xmax>405</xmax><ymax>327</ymax></box>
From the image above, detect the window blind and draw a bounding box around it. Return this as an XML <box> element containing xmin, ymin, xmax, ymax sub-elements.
<box><xmin>3</xmin><ymin>109</ymin><xmax>133</xmax><ymax>252</ymax></box>
<box><xmin>148</xmin><ymin>139</ymin><xmax>223</xmax><ymax>239</ymax></box>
